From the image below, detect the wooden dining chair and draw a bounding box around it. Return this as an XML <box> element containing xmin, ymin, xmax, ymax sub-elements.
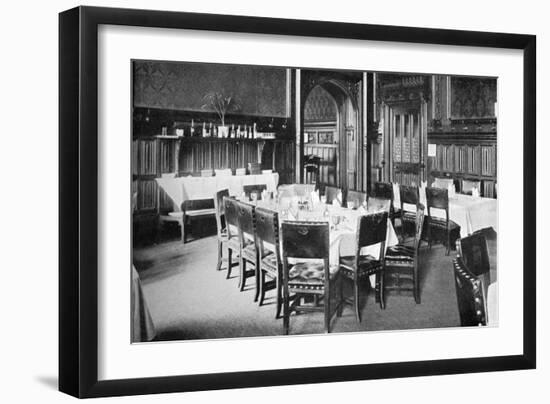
<box><xmin>248</xmin><ymin>162</ymin><xmax>262</xmax><ymax>175</ymax></box>
<box><xmin>385</xmin><ymin>204</ymin><xmax>425</xmax><ymax>304</ymax></box>
<box><xmin>372</xmin><ymin>182</ymin><xmax>400</xmax><ymax>224</ymax></box>
<box><xmin>223</xmin><ymin>196</ymin><xmax>241</xmax><ymax>280</ymax></box>
<box><xmin>367</xmin><ymin>196</ymin><xmax>392</xmax><ymax>213</ymax></box>
<box><xmin>243</xmin><ymin>184</ymin><xmax>267</xmax><ymax>200</ymax></box>
<box><xmin>255</xmin><ymin>207</ymin><xmax>283</xmax><ymax>318</ymax></box>
<box><xmin>461</xmin><ymin>179</ymin><xmax>481</xmax><ymax>195</ymax></box>
<box><xmin>236</xmin><ymin>201</ymin><xmax>260</xmax><ymax>300</ymax></box>
<box><xmin>399</xmin><ymin>184</ymin><xmax>420</xmax><ymax>238</ymax></box>
<box><xmin>339</xmin><ymin>211</ymin><xmax>388</xmax><ymax>320</ymax></box>
<box><xmin>214</xmin><ymin>189</ymin><xmax>230</xmax><ymax>271</ymax></box>
<box><xmin>425</xmin><ymin>187</ymin><xmax>461</xmax><ymax>255</ymax></box>
<box><xmin>457</xmin><ymin>231</ymin><xmax>491</xmax><ymax>310</ymax></box>
<box><xmin>345</xmin><ymin>189</ymin><xmax>367</xmax><ymax>209</ymax></box>
<box><xmin>281</xmin><ymin>221</ymin><xmax>343</xmax><ymax>334</ymax></box>
<box><xmin>432</xmin><ymin>177</ymin><xmax>454</xmax><ymax>189</ymax></box>
<box><xmin>324</xmin><ymin>185</ymin><xmax>342</xmax><ymax>205</ymax></box>
<box><xmin>453</xmin><ymin>257</ymin><xmax>487</xmax><ymax>326</ymax></box>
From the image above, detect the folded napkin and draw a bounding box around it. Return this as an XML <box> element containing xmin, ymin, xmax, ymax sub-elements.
<box><xmin>262</xmin><ymin>169</ymin><xmax>273</xmax><ymax>174</ymax></box>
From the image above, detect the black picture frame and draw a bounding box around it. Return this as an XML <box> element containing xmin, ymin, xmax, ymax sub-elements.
<box><xmin>59</xmin><ymin>5</ymin><xmax>536</xmax><ymax>398</ymax></box>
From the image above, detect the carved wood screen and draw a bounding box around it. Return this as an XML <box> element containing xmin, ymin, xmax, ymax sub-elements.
<box><xmin>379</xmin><ymin>75</ymin><xmax>429</xmax><ymax>187</ymax></box>
<box><xmin>382</xmin><ymin>102</ymin><xmax>427</xmax><ymax>186</ymax></box>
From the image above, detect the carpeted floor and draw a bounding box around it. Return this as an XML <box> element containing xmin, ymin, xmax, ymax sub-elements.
<box><xmin>133</xmin><ymin>230</ymin><xmax>497</xmax><ymax>341</ymax></box>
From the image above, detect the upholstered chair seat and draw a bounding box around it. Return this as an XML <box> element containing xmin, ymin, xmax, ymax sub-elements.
<box><xmin>339</xmin><ymin>255</ymin><xmax>383</xmax><ymax>278</ymax></box>
<box><xmin>288</xmin><ymin>261</ymin><xmax>340</xmax><ymax>289</ymax></box>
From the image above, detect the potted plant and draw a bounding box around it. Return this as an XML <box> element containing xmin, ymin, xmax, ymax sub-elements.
<box><xmin>201</xmin><ymin>92</ymin><xmax>241</xmax><ymax>138</ymax></box>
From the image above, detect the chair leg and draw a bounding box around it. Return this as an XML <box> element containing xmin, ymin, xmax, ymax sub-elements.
<box><xmin>283</xmin><ymin>289</ymin><xmax>290</xmax><ymax>335</ymax></box>
<box><xmin>239</xmin><ymin>259</ymin><xmax>246</xmax><ymax>291</ymax></box>
<box><xmin>181</xmin><ymin>218</ymin><xmax>187</xmax><ymax>243</ymax></box>
<box><xmin>324</xmin><ymin>290</ymin><xmax>331</xmax><ymax>333</ymax></box>
<box><xmin>354</xmin><ymin>281</ymin><xmax>361</xmax><ymax>323</ymax></box>
<box><xmin>337</xmin><ymin>276</ymin><xmax>344</xmax><ymax>317</ymax></box>
<box><xmin>255</xmin><ymin>266</ymin><xmax>263</xmax><ymax>304</ymax></box>
<box><xmin>446</xmin><ymin>230</ymin><xmax>451</xmax><ymax>256</ymax></box>
<box><xmin>216</xmin><ymin>240</ymin><xmax>223</xmax><ymax>271</ymax></box>
<box><xmin>275</xmin><ymin>277</ymin><xmax>282</xmax><ymax>319</ymax></box>
<box><xmin>227</xmin><ymin>249</ymin><xmax>233</xmax><ymax>279</ymax></box>
<box><xmin>379</xmin><ymin>270</ymin><xmax>386</xmax><ymax>310</ymax></box>
<box><xmin>413</xmin><ymin>265</ymin><xmax>420</xmax><ymax>304</ymax></box>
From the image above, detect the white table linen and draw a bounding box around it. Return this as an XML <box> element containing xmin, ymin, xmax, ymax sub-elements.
<box><xmin>156</xmin><ymin>173</ymin><xmax>279</xmax><ymax>211</ymax></box>
<box><xmin>392</xmin><ymin>183</ymin><xmax>497</xmax><ymax>237</ymax></box>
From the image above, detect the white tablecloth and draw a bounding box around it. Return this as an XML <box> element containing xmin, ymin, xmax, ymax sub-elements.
<box><xmin>259</xmin><ymin>202</ymin><xmax>399</xmax><ymax>267</ymax></box>
<box><xmin>392</xmin><ymin>183</ymin><xmax>497</xmax><ymax>237</ymax></box>
<box><xmin>156</xmin><ymin>173</ymin><xmax>279</xmax><ymax>211</ymax></box>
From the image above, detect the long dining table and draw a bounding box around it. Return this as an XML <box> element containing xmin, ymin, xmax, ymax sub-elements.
<box><xmin>392</xmin><ymin>183</ymin><xmax>498</xmax><ymax>237</ymax></box>
<box><xmin>254</xmin><ymin>197</ymin><xmax>399</xmax><ymax>268</ymax></box>
<box><xmin>156</xmin><ymin>172</ymin><xmax>279</xmax><ymax>211</ymax></box>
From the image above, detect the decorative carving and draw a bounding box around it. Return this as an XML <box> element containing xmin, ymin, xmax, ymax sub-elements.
<box><xmin>378</xmin><ymin>74</ymin><xmax>431</xmax><ymax>106</ymax></box>
<box><xmin>133</xmin><ymin>61</ymin><xmax>288</xmax><ymax>117</ymax></box>
<box><xmin>451</xmin><ymin>77</ymin><xmax>496</xmax><ymax>120</ymax></box>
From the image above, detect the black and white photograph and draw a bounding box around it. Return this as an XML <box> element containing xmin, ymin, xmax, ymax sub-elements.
<box><xmin>131</xmin><ymin>60</ymin><xmax>498</xmax><ymax>342</ymax></box>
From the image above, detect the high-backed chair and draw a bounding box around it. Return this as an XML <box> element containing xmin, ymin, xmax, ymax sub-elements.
<box><xmin>385</xmin><ymin>204</ymin><xmax>425</xmax><ymax>303</ymax></box>
<box><xmin>214</xmin><ymin>189</ymin><xmax>230</xmax><ymax>271</ymax></box>
<box><xmin>461</xmin><ymin>179</ymin><xmax>481</xmax><ymax>195</ymax></box>
<box><xmin>223</xmin><ymin>197</ymin><xmax>240</xmax><ymax>280</ymax></box>
<box><xmin>457</xmin><ymin>231</ymin><xmax>491</xmax><ymax>312</ymax></box>
<box><xmin>248</xmin><ymin>162</ymin><xmax>262</xmax><ymax>175</ymax></box>
<box><xmin>425</xmin><ymin>187</ymin><xmax>461</xmax><ymax>255</ymax></box>
<box><xmin>339</xmin><ymin>211</ymin><xmax>388</xmax><ymax>321</ymax></box>
<box><xmin>367</xmin><ymin>196</ymin><xmax>392</xmax><ymax>213</ymax></box>
<box><xmin>181</xmin><ymin>198</ymin><xmax>216</xmax><ymax>243</ymax></box>
<box><xmin>432</xmin><ymin>177</ymin><xmax>454</xmax><ymax>189</ymax></box>
<box><xmin>453</xmin><ymin>257</ymin><xmax>487</xmax><ymax>326</ymax></box>
<box><xmin>372</xmin><ymin>182</ymin><xmax>400</xmax><ymax>224</ymax></box>
<box><xmin>346</xmin><ymin>190</ymin><xmax>367</xmax><ymax>209</ymax></box>
<box><xmin>324</xmin><ymin>185</ymin><xmax>342</xmax><ymax>205</ymax></box>
<box><xmin>236</xmin><ymin>201</ymin><xmax>259</xmax><ymax>300</ymax></box>
<box><xmin>399</xmin><ymin>185</ymin><xmax>420</xmax><ymax>238</ymax></box>
<box><xmin>255</xmin><ymin>207</ymin><xmax>282</xmax><ymax>317</ymax></box>
<box><xmin>281</xmin><ymin>221</ymin><xmax>343</xmax><ymax>334</ymax></box>
<box><xmin>243</xmin><ymin>184</ymin><xmax>267</xmax><ymax>200</ymax></box>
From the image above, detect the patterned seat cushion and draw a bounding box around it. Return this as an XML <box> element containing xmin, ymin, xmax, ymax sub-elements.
<box><xmin>288</xmin><ymin>261</ymin><xmax>339</xmax><ymax>288</ymax></box>
<box><xmin>427</xmin><ymin>216</ymin><xmax>460</xmax><ymax>230</ymax></box>
<box><xmin>242</xmin><ymin>242</ymin><xmax>257</xmax><ymax>262</ymax></box>
<box><xmin>260</xmin><ymin>254</ymin><xmax>279</xmax><ymax>276</ymax></box>
<box><xmin>339</xmin><ymin>255</ymin><xmax>382</xmax><ymax>278</ymax></box>
<box><xmin>385</xmin><ymin>245</ymin><xmax>415</xmax><ymax>266</ymax></box>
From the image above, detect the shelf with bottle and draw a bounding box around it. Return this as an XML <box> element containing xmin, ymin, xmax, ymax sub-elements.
<box><xmin>133</xmin><ymin>107</ymin><xmax>291</xmax><ymax>140</ymax></box>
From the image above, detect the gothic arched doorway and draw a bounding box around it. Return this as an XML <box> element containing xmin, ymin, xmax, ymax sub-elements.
<box><xmin>301</xmin><ymin>73</ymin><xmax>361</xmax><ymax>192</ymax></box>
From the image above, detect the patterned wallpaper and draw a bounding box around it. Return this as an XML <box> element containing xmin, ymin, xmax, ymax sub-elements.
<box><xmin>451</xmin><ymin>77</ymin><xmax>497</xmax><ymax>119</ymax></box>
<box><xmin>304</xmin><ymin>85</ymin><xmax>337</xmax><ymax>122</ymax></box>
<box><xmin>133</xmin><ymin>61</ymin><xmax>289</xmax><ymax>117</ymax></box>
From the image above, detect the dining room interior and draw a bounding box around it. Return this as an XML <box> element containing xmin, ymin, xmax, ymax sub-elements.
<box><xmin>131</xmin><ymin>60</ymin><xmax>498</xmax><ymax>343</ymax></box>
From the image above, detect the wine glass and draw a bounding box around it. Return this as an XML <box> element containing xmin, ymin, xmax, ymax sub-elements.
<box><xmin>320</xmin><ymin>194</ymin><xmax>327</xmax><ymax>205</ymax></box>
<box><xmin>251</xmin><ymin>192</ymin><xmax>258</xmax><ymax>204</ymax></box>
<box><xmin>347</xmin><ymin>201</ymin><xmax>355</xmax><ymax>210</ymax></box>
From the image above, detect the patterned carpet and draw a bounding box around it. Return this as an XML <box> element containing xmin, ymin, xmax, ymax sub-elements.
<box><xmin>133</xmin><ymin>230</ymin><xmax>496</xmax><ymax>341</ymax></box>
